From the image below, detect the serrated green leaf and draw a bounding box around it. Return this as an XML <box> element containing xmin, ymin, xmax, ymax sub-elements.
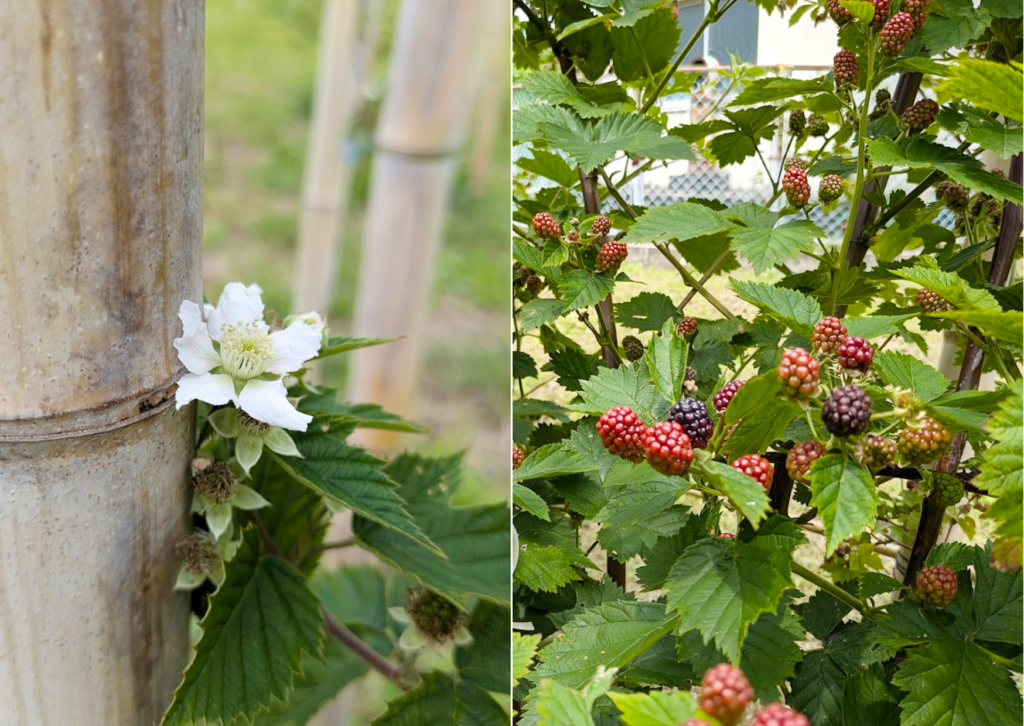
<box><xmin>842</xmin><ymin>663</ymin><xmax>902</xmax><ymax>726</ymax></box>
<box><xmin>543</xmin><ymin>110</ymin><xmax>691</xmax><ymax>172</ymax></box>
<box><xmin>606</xmin><ymin>691</ymin><xmax>700</xmax><ymax>726</ymax></box>
<box><xmin>938</xmin><ymin>59</ymin><xmax>1023</xmax><ymax>123</ymax></box>
<box><xmin>514</xmin><ymin>442</ymin><xmax>594</xmax><ymax>482</ymax></box>
<box><xmin>455</xmin><ymin>601</ymin><xmax>511</xmax><ymax>693</ymax></box>
<box><xmin>571</xmin><ymin>362</ymin><xmax>668</xmax><ymax>424</ymax></box>
<box><xmin>514</xmin><ymin>483</ymin><xmax>552</xmax><ymax>520</ymax></box>
<box><xmin>693</xmin><ymin>449</ymin><xmax>772</xmax><ymax>527</ymax></box>
<box><xmin>873</xmin><ymin>350</ymin><xmax>952</xmax><ymax>402</ymax></box>
<box><xmin>616</xmin><ymin>292</ymin><xmax>680</xmax><ymax>332</ymax></box>
<box><xmin>720</xmin><ymin>373</ymin><xmax>804</xmax><ymax>461</ymax></box>
<box><xmin>730</xmin><ymin>280</ymin><xmax>821</xmax><ymax>337</ymax></box>
<box><xmin>971</xmin><ymin>545</ymin><xmax>1022</xmax><ymax>645</ymax></box>
<box><xmin>622</xmin><ymin>202</ymin><xmax>735</xmax><ymax>245</ymax></box>
<box><xmin>937</xmin><ymin>105</ymin><xmax>1023</xmax><ymax>160</ymax></box>
<box><xmin>730</xmin><ymin>220</ymin><xmax>822</xmax><ymax>275</ymax></box>
<box><xmin>514</xmin><ymin>351</ymin><xmax>539</xmax><ymax>380</ymax></box>
<box><xmin>597</xmin><ymin>480</ymin><xmax>690</xmax><ymax>560</ymax></box>
<box><xmin>929</xmin><ymin>309</ymin><xmax>1023</xmax><ymax>344</ymax></box>
<box><xmin>559</xmin><ymin>270</ymin><xmax>617</xmax><ymax>312</ymax></box>
<box><xmin>809</xmin><ymin>455</ymin><xmax>878</xmax><ymax>556</ymax></box>
<box><xmin>730</xmin><ymin>75</ymin><xmax>834</xmax><ymax>106</ymax></box>
<box><xmin>644</xmin><ymin>318</ymin><xmax>688</xmax><ymax>403</ymax></box>
<box><xmin>557</xmin><ymin>14</ymin><xmax>616</xmax><ymax>40</ymax></box>
<box><xmin>708</xmin><ymin>106</ymin><xmax>784</xmax><ymax>166</ymax></box>
<box><xmin>520</xmin><ymin>298</ymin><xmax>565</xmax><ymax>331</ymax></box>
<box><xmin>546</xmin><ymin>348</ymin><xmax>601</xmax><ymax>392</ymax></box>
<box><xmin>162</xmin><ymin>529</ymin><xmax>324</xmax><ymax>726</ymax></box>
<box><xmin>513</xmin><ymin>632</ymin><xmax>542</xmax><ymax>689</ymax></box>
<box><xmin>519</xmin><ymin>149</ymin><xmax>581</xmax><ymax>187</ymax></box>
<box><xmin>609</xmin><ymin>7</ymin><xmax>680</xmax><ymax>83</ymax></box>
<box><xmin>978</xmin><ymin>380</ymin><xmax>1023</xmax><ymax>537</ymax></box>
<box><xmin>843</xmin><ymin>314</ymin><xmax>916</xmax><ymax>340</ymax></box>
<box><xmin>372</xmin><ymin>671</ymin><xmax>507</xmax><ymax>726</ymax></box>
<box><xmin>532</xmin><ymin>601</ymin><xmax>676</xmax><ymax>689</ymax></box>
<box><xmin>788</xmin><ymin>650</ymin><xmax>847</xmax><ymax>726</ymax></box>
<box><xmin>515</xmin><ymin>543</ymin><xmax>584</xmax><ymax>593</ymax></box>
<box><xmin>524</xmin><ymin>667</ymin><xmax>617</xmax><ymax>726</ymax></box>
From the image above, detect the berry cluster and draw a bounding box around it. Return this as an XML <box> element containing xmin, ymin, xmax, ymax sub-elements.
<box><xmin>915</xmin><ymin>288</ymin><xmax>949</xmax><ymax>312</ymax></box>
<box><xmin>597</xmin><ymin>406</ymin><xmax>647</xmax><ymax>462</ymax></box>
<box><xmin>833</xmin><ymin>49</ymin><xmax>859</xmax><ymax>85</ymax></box>
<box><xmin>596</xmin><ymin>240</ymin><xmax>628</xmax><ymax>273</ymax></box>
<box><xmin>788</xmin><ymin>111</ymin><xmax>806</xmax><ymax>136</ymax></box>
<box><xmin>930</xmin><ymin>472</ymin><xmax>965</xmax><ymax>508</ymax></box>
<box><xmin>837</xmin><ymin>336</ymin><xmax>874</xmax><ymax>372</ymax></box>
<box><xmin>732</xmin><ymin>454</ymin><xmax>775</xmax><ymax>491</ymax></box>
<box><xmin>667</xmin><ymin>397</ymin><xmax>714</xmax><ymax>449</ymax></box>
<box><xmin>869</xmin><ymin>0</ymin><xmax>890</xmax><ymax>26</ymax></box>
<box><xmin>822</xmin><ymin>385</ymin><xmax>872</xmax><ymax>436</ymax></box>
<box><xmin>532</xmin><ymin>211</ymin><xmax>561</xmax><ymax>238</ymax></box>
<box><xmin>916</xmin><ymin>564</ymin><xmax>958</xmax><ymax>608</ymax></box>
<box><xmin>826</xmin><ymin>0</ymin><xmax>853</xmax><ymax>24</ymax></box>
<box><xmin>819</xmin><ymin>174</ymin><xmax>846</xmax><ymax>204</ymax></box>
<box><xmin>677</xmin><ymin>316</ymin><xmax>698</xmax><ymax>337</ymax></box>
<box><xmin>644</xmin><ymin>421</ymin><xmax>695</xmax><ymax>475</ymax></box>
<box><xmin>869</xmin><ymin>88</ymin><xmax>892</xmax><ymax>121</ymax></box>
<box><xmin>714</xmin><ymin>379</ymin><xmax>745</xmax><ymax>413</ymax></box>
<box><xmin>902</xmin><ymin>98</ymin><xmax>939</xmax><ymax>133</ymax></box>
<box><xmin>622</xmin><ymin>335</ymin><xmax>645</xmax><ymax>362</ymax></box>
<box><xmin>855</xmin><ymin>434</ymin><xmax>896</xmax><ymax>471</ymax></box>
<box><xmin>807</xmin><ymin>114</ymin><xmax>829</xmax><ymax>137</ymax></box>
<box><xmin>812</xmin><ymin>316</ymin><xmax>848</xmax><ymax>355</ymax></box>
<box><xmin>784</xmin><ymin>157</ymin><xmax>807</xmax><ymax>171</ymax></box>
<box><xmin>778</xmin><ymin>347</ymin><xmax>820</xmax><ymax>399</ymax></box>
<box><xmin>879</xmin><ymin>12</ymin><xmax>916</xmax><ymax>57</ymax></box>
<box><xmin>699</xmin><ymin>663</ymin><xmax>754</xmax><ymax>725</ymax></box>
<box><xmin>897</xmin><ymin>417</ymin><xmax>953</xmax><ymax>465</ymax></box>
<box><xmin>513</xmin><ymin>446</ymin><xmax>524</xmax><ymax>470</ymax></box>
<box><xmin>936</xmin><ymin>181</ymin><xmax>969</xmax><ymax>211</ymax></box>
<box><xmin>590</xmin><ymin>215</ymin><xmax>611</xmax><ymax>238</ymax></box>
<box><xmin>786</xmin><ymin>440</ymin><xmax>827</xmax><ymax>482</ymax></box>
<box><xmin>782</xmin><ymin>167</ymin><xmax>811</xmax><ymax>208</ymax></box>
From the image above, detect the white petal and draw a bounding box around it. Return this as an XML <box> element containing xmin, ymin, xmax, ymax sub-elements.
<box><xmin>173</xmin><ymin>319</ymin><xmax>220</xmax><ymax>375</ymax></box>
<box><xmin>175</xmin><ymin>373</ymin><xmax>237</xmax><ymax>408</ymax></box>
<box><xmin>206</xmin><ymin>502</ymin><xmax>233</xmax><ymax>539</ymax></box>
<box><xmin>230</xmin><ymin>484</ymin><xmax>270</xmax><ymax>511</ymax></box>
<box><xmin>267</xmin><ymin>321</ymin><xmax>322</xmax><ymax>374</ymax></box>
<box><xmin>178</xmin><ymin>300</ymin><xmax>205</xmax><ymax>337</ymax></box>
<box><xmin>238</xmin><ymin>379</ymin><xmax>312</xmax><ymax>431</ymax></box>
<box><xmin>209</xmin><ymin>282</ymin><xmax>267</xmax><ymax>339</ymax></box>
<box><xmin>235</xmin><ymin>434</ymin><xmax>264</xmax><ymax>475</ymax></box>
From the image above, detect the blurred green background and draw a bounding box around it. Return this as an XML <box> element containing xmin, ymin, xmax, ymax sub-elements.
<box><xmin>203</xmin><ymin>0</ymin><xmax>510</xmax><ymax>504</ymax></box>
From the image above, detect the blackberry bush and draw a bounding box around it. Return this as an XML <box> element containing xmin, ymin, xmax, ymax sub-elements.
<box><xmin>855</xmin><ymin>433</ymin><xmax>897</xmax><ymax>471</ymax></box>
<box><xmin>902</xmin><ymin>98</ymin><xmax>939</xmax><ymax>133</ymax></box>
<box><xmin>677</xmin><ymin>316</ymin><xmax>698</xmax><ymax>337</ymax></box>
<box><xmin>622</xmin><ymin>335</ymin><xmax>645</xmax><ymax>361</ymax></box>
<box><xmin>897</xmin><ymin>417</ymin><xmax>953</xmax><ymax>465</ymax></box>
<box><xmin>930</xmin><ymin>472</ymin><xmax>965</xmax><ymax>508</ymax></box>
<box><xmin>880</xmin><ymin>12</ymin><xmax>916</xmax><ymax>56</ymax></box>
<box><xmin>590</xmin><ymin>214</ymin><xmax>611</xmax><ymax>237</ymax></box>
<box><xmin>819</xmin><ymin>174</ymin><xmax>845</xmax><ymax>204</ymax></box>
<box><xmin>807</xmin><ymin>114</ymin><xmax>829</xmax><ymax>137</ymax></box>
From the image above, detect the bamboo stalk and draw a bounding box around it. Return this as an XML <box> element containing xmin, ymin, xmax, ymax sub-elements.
<box><xmin>0</xmin><ymin>2</ymin><xmax>202</xmax><ymax>723</ymax></box>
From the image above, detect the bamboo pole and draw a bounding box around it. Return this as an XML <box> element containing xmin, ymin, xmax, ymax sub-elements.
<box><xmin>291</xmin><ymin>0</ymin><xmax>359</xmax><ymax>320</ymax></box>
<box><xmin>0</xmin><ymin>2</ymin><xmax>202</xmax><ymax>724</ymax></box>
<box><xmin>346</xmin><ymin>0</ymin><xmax>486</xmax><ymax>451</ymax></box>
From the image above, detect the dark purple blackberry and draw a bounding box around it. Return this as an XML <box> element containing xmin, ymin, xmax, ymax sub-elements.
<box><xmin>667</xmin><ymin>397</ymin><xmax>714</xmax><ymax>449</ymax></box>
<box><xmin>821</xmin><ymin>385</ymin><xmax>872</xmax><ymax>436</ymax></box>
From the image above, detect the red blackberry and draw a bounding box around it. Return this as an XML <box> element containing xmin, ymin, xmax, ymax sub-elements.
<box><xmin>643</xmin><ymin>421</ymin><xmax>695</xmax><ymax>476</ymax></box>
<box><xmin>681</xmin><ymin>721</ymin><xmax>714</xmax><ymax>726</ymax></box>
<box><xmin>731</xmin><ymin>454</ymin><xmax>775</xmax><ymax>491</ymax></box>
<box><xmin>930</xmin><ymin>472</ymin><xmax>964</xmax><ymax>508</ymax></box>
<box><xmin>902</xmin><ymin>98</ymin><xmax>939</xmax><ymax>133</ymax></box>
<box><xmin>513</xmin><ymin>446</ymin><xmax>524</xmax><ymax>470</ymax></box>
<box><xmin>827</xmin><ymin>0</ymin><xmax>853</xmax><ymax>25</ymax></box>
<box><xmin>714</xmin><ymin>380</ymin><xmax>745</xmax><ymax>413</ymax></box>
<box><xmin>904</xmin><ymin>0</ymin><xmax>930</xmax><ymax>14</ymax></box>
<box><xmin>819</xmin><ymin>174</ymin><xmax>846</xmax><ymax>204</ymax></box>
<box><xmin>807</xmin><ymin>114</ymin><xmax>829</xmax><ymax>137</ymax></box>
<box><xmin>786</xmin><ymin>440</ymin><xmax>827</xmax><ymax>483</ymax></box>
<box><xmin>590</xmin><ymin>215</ymin><xmax>611</xmax><ymax>238</ymax></box>
<box><xmin>718</xmin><ymin>532</ymin><xmax>736</xmax><ymax>540</ymax></box>
<box><xmin>897</xmin><ymin>417</ymin><xmax>952</xmax><ymax>465</ymax></box>
<box><xmin>597</xmin><ymin>406</ymin><xmax>648</xmax><ymax>462</ymax></box>
<box><xmin>869</xmin><ymin>0</ymin><xmax>890</xmax><ymax>26</ymax></box>
<box><xmin>750</xmin><ymin>704</ymin><xmax>811</xmax><ymax>726</ymax></box>
<box><xmin>822</xmin><ymin>385</ymin><xmax>872</xmax><ymax>437</ymax></box>
<box><xmin>834</xmin><ymin>50</ymin><xmax>859</xmax><ymax>86</ymax></box>
<box><xmin>937</xmin><ymin>181</ymin><xmax>969</xmax><ymax>212</ymax></box>
<box><xmin>699</xmin><ymin>663</ymin><xmax>754</xmax><ymax>725</ymax></box>
<box><xmin>784</xmin><ymin>157</ymin><xmax>807</xmax><ymax>171</ymax></box>
<box><xmin>667</xmin><ymin>397</ymin><xmax>714</xmax><ymax>449</ymax></box>
<box><xmin>837</xmin><ymin>336</ymin><xmax>874</xmax><ymax>372</ymax></box>
<box><xmin>532</xmin><ymin>212</ymin><xmax>561</xmax><ymax>238</ymax></box>
<box><xmin>778</xmin><ymin>347</ymin><xmax>821</xmax><ymax>399</ymax></box>
<box><xmin>913</xmin><ymin>10</ymin><xmax>927</xmax><ymax>28</ymax></box>
<box><xmin>596</xmin><ymin>240</ymin><xmax>628</xmax><ymax>273</ymax></box>
<box><xmin>782</xmin><ymin>167</ymin><xmax>811</xmax><ymax>208</ymax></box>
<box><xmin>812</xmin><ymin>316</ymin><xmax>849</xmax><ymax>356</ymax></box>
<box><xmin>677</xmin><ymin>316</ymin><xmax>698</xmax><ymax>337</ymax></box>
<box><xmin>622</xmin><ymin>335</ymin><xmax>645</xmax><ymax>362</ymax></box>
<box><xmin>916</xmin><ymin>564</ymin><xmax>958</xmax><ymax>608</ymax></box>
<box><xmin>915</xmin><ymin>288</ymin><xmax>949</xmax><ymax>313</ymax></box>
<box><xmin>789</xmin><ymin>111</ymin><xmax>807</xmax><ymax>136</ymax></box>
<box><xmin>879</xmin><ymin>12</ymin><xmax>915</xmax><ymax>57</ymax></box>
<box><xmin>855</xmin><ymin>434</ymin><xmax>896</xmax><ymax>471</ymax></box>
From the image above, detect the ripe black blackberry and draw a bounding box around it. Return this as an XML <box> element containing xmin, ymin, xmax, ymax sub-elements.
<box><xmin>916</xmin><ymin>564</ymin><xmax>958</xmax><ymax>608</ymax></box>
<box><xmin>879</xmin><ymin>12</ymin><xmax>915</xmax><ymax>57</ymax></box>
<box><xmin>667</xmin><ymin>397</ymin><xmax>714</xmax><ymax>449</ymax></box>
<box><xmin>812</xmin><ymin>316</ymin><xmax>848</xmax><ymax>355</ymax></box>
<box><xmin>869</xmin><ymin>88</ymin><xmax>892</xmax><ymax>121</ymax></box>
<box><xmin>807</xmin><ymin>114</ymin><xmax>829</xmax><ymax>137</ymax></box>
<box><xmin>789</xmin><ymin>110</ymin><xmax>807</xmax><ymax>136</ymax></box>
<box><xmin>822</xmin><ymin>385</ymin><xmax>872</xmax><ymax>436</ymax></box>
<box><xmin>936</xmin><ymin>181</ymin><xmax>969</xmax><ymax>211</ymax></box>
<box><xmin>902</xmin><ymin>98</ymin><xmax>939</xmax><ymax>133</ymax></box>
<box><xmin>915</xmin><ymin>288</ymin><xmax>949</xmax><ymax>312</ymax></box>
<box><xmin>833</xmin><ymin>49</ymin><xmax>859</xmax><ymax>86</ymax></box>
<box><xmin>677</xmin><ymin>316</ymin><xmax>698</xmax><ymax>337</ymax></box>
<box><xmin>826</xmin><ymin>0</ymin><xmax>853</xmax><ymax>24</ymax></box>
<box><xmin>897</xmin><ymin>417</ymin><xmax>952</xmax><ymax>465</ymax></box>
<box><xmin>532</xmin><ymin>211</ymin><xmax>561</xmax><ymax>238</ymax></box>
<box><xmin>819</xmin><ymin>174</ymin><xmax>845</xmax><ymax>204</ymax></box>
<box><xmin>782</xmin><ymin>167</ymin><xmax>811</xmax><ymax>208</ymax></box>
<box><xmin>596</xmin><ymin>240</ymin><xmax>628</xmax><ymax>273</ymax></box>
<box><xmin>590</xmin><ymin>215</ymin><xmax>611</xmax><ymax>238</ymax></box>
<box><xmin>869</xmin><ymin>0</ymin><xmax>890</xmax><ymax>26</ymax></box>
<box><xmin>405</xmin><ymin>587</ymin><xmax>468</xmax><ymax>642</ymax></box>
<box><xmin>731</xmin><ymin>454</ymin><xmax>775</xmax><ymax>491</ymax></box>
<box><xmin>837</xmin><ymin>336</ymin><xmax>874</xmax><ymax>372</ymax></box>
<box><xmin>513</xmin><ymin>446</ymin><xmax>524</xmax><ymax>470</ymax></box>
<box><xmin>750</xmin><ymin>704</ymin><xmax>811</xmax><ymax>726</ymax></box>
<box><xmin>855</xmin><ymin>434</ymin><xmax>896</xmax><ymax>471</ymax></box>
<box><xmin>778</xmin><ymin>347</ymin><xmax>820</xmax><ymax>399</ymax></box>
<box><xmin>699</xmin><ymin>664</ymin><xmax>754</xmax><ymax>725</ymax></box>
<box><xmin>622</xmin><ymin>335</ymin><xmax>645</xmax><ymax>362</ymax></box>
<box><xmin>930</xmin><ymin>472</ymin><xmax>964</xmax><ymax>508</ymax></box>
<box><xmin>596</xmin><ymin>406</ymin><xmax>648</xmax><ymax>462</ymax></box>
<box><xmin>714</xmin><ymin>380</ymin><xmax>746</xmax><ymax>413</ymax></box>
<box><xmin>786</xmin><ymin>440</ymin><xmax>827</xmax><ymax>482</ymax></box>
<box><xmin>643</xmin><ymin>421</ymin><xmax>695</xmax><ymax>476</ymax></box>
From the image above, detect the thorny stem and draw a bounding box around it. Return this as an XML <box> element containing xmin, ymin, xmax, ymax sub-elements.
<box><xmin>791</xmin><ymin>562</ymin><xmax>871</xmax><ymax>616</ymax></box>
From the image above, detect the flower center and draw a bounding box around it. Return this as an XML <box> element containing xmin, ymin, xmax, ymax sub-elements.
<box><xmin>219</xmin><ymin>322</ymin><xmax>273</xmax><ymax>380</ymax></box>
<box><xmin>238</xmin><ymin>411</ymin><xmax>271</xmax><ymax>433</ymax></box>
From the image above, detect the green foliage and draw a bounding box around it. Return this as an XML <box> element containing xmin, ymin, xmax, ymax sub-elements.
<box><xmin>372</xmin><ymin>672</ymin><xmax>509</xmax><ymax>726</ymax></box>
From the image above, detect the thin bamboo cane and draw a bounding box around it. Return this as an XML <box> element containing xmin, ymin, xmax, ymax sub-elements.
<box><xmin>0</xmin><ymin>2</ymin><xmax>202</xmax><ymax>724</ymax></box>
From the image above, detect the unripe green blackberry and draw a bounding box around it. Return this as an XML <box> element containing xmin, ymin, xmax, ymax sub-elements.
<box><xmin>513</xmin><ymin>446</ymin><xmax>524</xmax><ymax>470</ymax></box>
<box><xmin>532</xmin><ymin>212</ymin><xmax>561</xmax><ymax>238</ymax></box>
<box><xmin>833</xmin><ymin>49</ymin><xmax>859</xmax><ymax>86</ymax></box>
<box><xmin>915</xmin><ymin>288</ymin><xmax>949</xmax><ymax>313</ymax></box>
<box><xmin>879</xmin><ymin>12</ymin><xmax>916</xmax><ymax>57</ymax></box>
<box><xmin>404</xmin><ymin>587</ymin><xmax>468</xmax><ymax>642</ymax></box>
<box><xmin>677</xmin><ymin>316</ymin><xmax>698</xmax><ymax>337</ymax></box>
<box><xmin>916</xmin><ymin>564</ymin><xmax>958</xmax><ymax>608</ymax></box>
<box><xmin>782</xmin><ymin>167</ymin><xmax>811</xmax><ymax>208</ymax></box>
<box><xmin>643</xmin><ymin>421</ymin><xmax>695</xmax><ymax>475</ymax></box>
<box><xmin>930</xmin><ymin>472</ymin><xmax>965</xmax><ymax>508</ymax></box>
<box><xmin>811</xmin><ymin>316</ymin><xmax>848</xmax><ymax>356</ymax></box>
<box><xmin>936</xmin><ymin>181</ymin><xmax>969</xmax><ymax>211</ymax></box>
<box><xmin>826</xmin><ymin>0</ymin><xmax>853</xmax><ymax>25</ymax></box>
<box><xmin>786</xmin><ymin>439</ymin><xmax>827</xmax><ymax>483</ymax></box>
<box><xmin>596</xmin><ymin>240</ymin><xmax>628</xmax><ymax>272</ymax></box>
<box><xmin>819</xmin><ymin>174</ymin><xmax>846</xmax><ymax>203</ymax></box>
<box><xmin>590</xmin><ymin>215</ymin><xmax>611</xmax><ymax>237</ymax></box>
<box><xmin>622</xmin><ymin>335</ymin><xmax>645</xmax><ymax>362</ymax></box>
<box><xmin>902</xmin><ymin>98</ymin><xmax>939</xmax><ymax>133</ymax></box>
<box><xmin>821</xmin><ymin>384</ymin><xmax>872</xmax><ymax>437</ymax></box>
<box><xmin>789</xmin><ymin>110</ymin><xmax>807</xmax><ymax>136</ymax></box>
<box><xmin>855</xmin><ymin>434</ymin><xmax>896</xmax><ymax>471</ymax></box>
<box><xmin>807</xmin><ymin>114</ymin><xmax>829</xmax><ymax>137</ymax></box>
<box><xmin>897</xmin><ymin>417</ymin><xmax>952</xmax><ymax>465</ymax></box>
<box><xmin>778</xmin><ymin>347</ymin><xmax>820</xmax><ymax>399</ymax></box>
<box><xmin>869</xmin><ymin>89</ymin><xmax>892</xmax><ymax>121</ymax></box>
